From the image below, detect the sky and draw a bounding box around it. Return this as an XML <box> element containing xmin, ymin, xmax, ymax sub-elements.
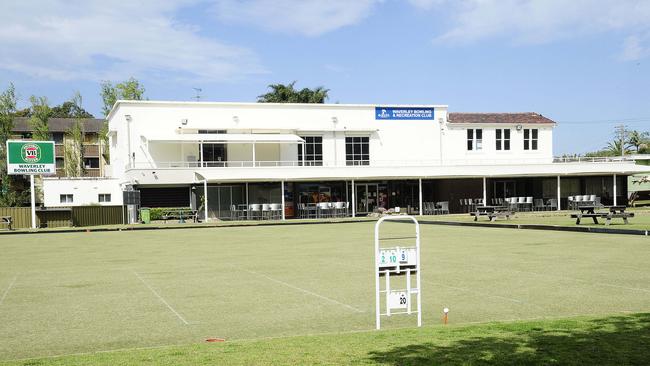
<box><xmin>1</xmin><ymin>0</ymin><xmax>649</xmax><ymax>155</ymax></box>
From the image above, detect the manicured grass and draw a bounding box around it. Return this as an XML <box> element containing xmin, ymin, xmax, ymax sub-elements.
<box><xmin>422</xmin><ymin>207</ymin><xmax>650</xmax><ymax>231</ymax></box>
<box><xmin>1</xmin><ymin>221</ymin><xmax>649</xmax><ymax>363</ymax></box>
<box><xmin>2</xmin><ymin>313</ymin><xmax>649</xmax><ymax>365</ymax></box>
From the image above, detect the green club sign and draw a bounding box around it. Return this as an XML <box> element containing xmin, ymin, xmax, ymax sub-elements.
<box><xmin>6</xmin><ymin>140</ymin><xmax>56</xmax><ymax>175</ymax></box>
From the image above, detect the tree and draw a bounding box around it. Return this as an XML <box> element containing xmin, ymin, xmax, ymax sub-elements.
<box><xmin>0</xmin><ymin>83</ymin><xmax>28</xmax><ymax>206</ymax></box>
<box><xmin>627</xmin><ymin>130</ymin><xmax>649</xmax><ymax>154</ymax></box>
<box><xmin>100</xmin><ymin>77</ymin><xmax>145</xmax><ymax>117</ymax></box>
<box><xmin>64</xmin><ymin>119</ymin><xmax>85</xmax><ymax>177</ymax></box>
<box><xmin>28</xmin><ymin>96</ymin><xmax>51</xmax><ymax>141</ymax></box>
<box><xmin>605</xmin><ymin>140</ymin><xmax>630</xmax><ymax>156</ymax></box>
<box><xmin>50</xmin><ymin>100</ymin><xmax>94</xmax><ymax>118</ymax></box>
<box><xmin>257</xmin><ymin>81</ymin><xmax>329</xmax><ymax>103</ymax></box>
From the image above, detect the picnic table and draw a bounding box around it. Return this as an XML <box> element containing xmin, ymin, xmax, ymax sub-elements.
<box><xmin>161</xmin><ymin>209</ymin><xmax>198</xmax><ymax>223</ymax></box>
<box><xmin>1</xmin><ymin>216</ymin><xmax>12</xmax><ymax>230</ymax></box>
<box><xmin>570</xmin><ymin>205</ymin><xmax>634</xmax><ymax>225</ymax></box>
<box><xmin>470</xmin><ymin>206</ymin><xmax>513</xmax><ymax>222</ymax></box>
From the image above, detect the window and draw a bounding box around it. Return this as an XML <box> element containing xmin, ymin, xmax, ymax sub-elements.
<box><xmin>60</xmin><ymin>194</ymin><xmax>73</xmax><ymax>203</ymax></box>
<box><xmin>524</xmin><ymin>129</ymin><xmax>538</xmax><ymax>150</ymax></box>
<box><xmin>496</xmin><ymin>129</ymin><xmax>511</xmax><ymax>151</ymax></box>
<box><xmin>52</xmin><ymin>133</ymin><xmax>64</xmax><ymax>144</ymax></box>
<box><xmin>98</xmin><ymin>194</ymin><xmax>111</xmax><ymax>203</ymax></box>
<box><xmin>84</xmin><ymin>158</ymin><xmax>100</xmax><ymax>169</ymax></box>
<box><xmin>466</xmin><ymin>129</ymin><xmax>483</xmax><ymax>151</ymax></box>
<box><xmin>55</xmin><ymin>158</ymin><xmax>64</xmax><ymax>169</ymax></box>
<box><xmin>345</xmin><ymin>137</ymin><xmax>370</xmax><ymax>166</ymax></box>
<box><xmin>297</xmin><ymin>136</ymin><xmax>323</xmax><ymax>166</ymax></box>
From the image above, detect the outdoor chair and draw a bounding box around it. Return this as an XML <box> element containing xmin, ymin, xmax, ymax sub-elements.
<box><xmin>516</xmin><ymin>197</ymin><xmax>525</xmax><ymax>212</ymax></box>
<box><xmin>334</xmin><ymin>201</ymin><xmax>346</xmax><ymax>217</ymax></box>
<box><xmin>230</xmin><ymin>204</ymin><xmax>246</xmax><ymax>220</ymax></box>
<box><xmin>438</xmin><ymin>201</ymin><xmax>449</xmax><ymax>214</ymax></box>
<box><xmin>525</xmin><ymin>197</ymin><xmax>533</xmax><ymax>211</ymax></box>
<box><xmin>262</xmin><ymin>203</ymin><xmax>272</xmax><ymax>220</ymax></box>
<box><xmin>547</xmin><ymin>198</ymin><xmax>558</xmax><ymax>211</ymax></box>
<box><xmin>318</xmin><ymin>202</ymin><xmax>332</xmax><ymax>218</ymax></box>
<box><xmin>249</xmin><ymin>204</ymin><xmax>262</xmax><ymax>220</ymax></box>
<box><xmin>567</xmin><ymin>196</ymin><xmax>574</xmax><ymax>210</ymax></box>
<box><xmin>574</xmin><ymin>195</ymin><xmax>583</xmax><ymax>209</ymax></box>
<box><xmin>533</xmin><ymin>199</ymin><xmax>545</xmax><ymax>211</ymax></box>
<box><xmin>269</xmin><ymin>203</ymin><xmax>282</xmax><ymax>220</ymax></box>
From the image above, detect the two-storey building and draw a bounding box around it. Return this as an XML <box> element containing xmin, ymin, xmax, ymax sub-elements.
<box><xmin>44</xmin><ymin>100</ymin><xmax>649</xmax><ymax>218</ymax></box>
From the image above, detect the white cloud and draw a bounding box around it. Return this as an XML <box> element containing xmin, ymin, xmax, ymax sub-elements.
<box><xmin>414</xmin><ymin>0</ymin><xmax>650</xmax><ymax>60</ymax></box>
<box><xmin>621</xmin><ymin>33</ymin><xmax>650</xmax><ymax>61</ymax></box>
<box><xmin>0</xmin><ymin>0</ymin><xmax>265</xmax><ymax>82</ymax></box>
<box><xmin>211</xmin><ymin>0</ymin><xmax>381</xmax><ymax>36</ymax></box>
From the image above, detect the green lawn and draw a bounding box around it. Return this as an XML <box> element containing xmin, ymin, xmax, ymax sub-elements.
<box><xmin>1</xmin><ymin>221</ymin><xmax>649</xmax><ymax>364</ymax></box>
<box><xmin>421</xmin><ymin>207</ymin><xmax>650</xmax><ymax>231</ymax></box>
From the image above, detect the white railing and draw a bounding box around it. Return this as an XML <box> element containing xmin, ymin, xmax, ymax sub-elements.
<box><xmin>125</xmin><ymin>156</ymin><xmax>638</xmax><ymax>170</ymax></box>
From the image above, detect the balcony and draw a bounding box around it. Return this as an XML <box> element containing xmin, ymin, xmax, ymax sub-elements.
<box><xmin>55</xmin><ymin>144</ymin><xmax>64</xmax><ymax>156</ymax></box>
<box><xmin>83</xmin><ymin>168</ymin><xmax>102</xmax><ymax>177</ymax></box>
<box><xmin>82</xmin><ymin>144</ymin><xmax>100</xmax><ymax>157</ymax></box>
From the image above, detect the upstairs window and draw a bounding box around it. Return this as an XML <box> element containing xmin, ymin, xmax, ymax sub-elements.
<box><xmin>496</xmin><ymin>129</ymin><xmax>511</xmax><ymax>151</ymax></box>
<box><xmin>524</xmin><ymin>129</ymin><xmax>538</xmax><ymax>150</ymax></box>
<box><xmin>297</xmin><ymin>136</ymin><xmax>323</xmax><ymax>166</ymax></box>
<box><xmin>345</xmin><ymin>137</ymin><xmax>369</xmax><ymax>166</ymax></box>
<box><xmin>98</xmin><ymin>194</ymin><xmax>111</xmax><ymax>203</ymax></box>
<box><xmin>467</xmin><ymin>129</ymin><xmax>483</xmax><ymax>151</ymax></box>
<box><xmin>60</xmin><ymin>194</ymin><xmax>73</xmax><ymax>203</ymax></box>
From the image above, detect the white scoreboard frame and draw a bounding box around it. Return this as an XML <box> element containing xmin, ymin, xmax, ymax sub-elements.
<box><xmin>374</xmin><ymin>215</ymin><xmax>422</xmax><ymax>330</ymax></box>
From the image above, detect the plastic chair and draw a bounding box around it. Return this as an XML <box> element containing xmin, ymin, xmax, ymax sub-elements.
<box><xmin>249</xmin><ymin>204</ymin><xmax>262</xmax><ymax>220</ymax></box>
<box><xmin>318</xmin><ymin>202</ymin><xmax>331</xmax><ymax>218</ymax></box>
<box><xmin>261</xmin><ymin>203</ymin><xmax>271</xmax><ymax>220</ymax></box>
<box><xmin>269</xmin><ymin>203</ymin><xmax>282</xmax><ymax>220</ymax></box>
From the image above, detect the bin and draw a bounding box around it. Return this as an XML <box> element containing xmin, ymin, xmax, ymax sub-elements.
<box><xmin>140</xmin><ymin>207</ymin><xmax>151</xmax><ymax>224</ymax></box>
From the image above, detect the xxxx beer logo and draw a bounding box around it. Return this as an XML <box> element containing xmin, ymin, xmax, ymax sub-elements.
<box><xmin>21</xmin><ymin>144</ymin><xmax>41</xmax><ymax>163</ymax></box>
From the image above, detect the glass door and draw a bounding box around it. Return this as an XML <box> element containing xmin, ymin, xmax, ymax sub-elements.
<box><xmin>355</xmin><ymin>184</ymin><xmax>379</xmax><ymax>214</ymax></box>
<box><xmin>493</xmin><ymin>180</ymin><xmax>516</xmax><ymax>198</ymax></box>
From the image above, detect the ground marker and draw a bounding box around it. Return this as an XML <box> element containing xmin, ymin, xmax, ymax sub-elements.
<box><xmin>443</xmin><ymin>307</ymin><xmax>449</xmax><ymax>325</ymax></box>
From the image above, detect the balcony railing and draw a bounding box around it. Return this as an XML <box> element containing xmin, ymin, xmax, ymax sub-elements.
<box><xmin>125</xmin><ymin>156</ymin><xmax>638</xmax><ymax>170</ymax></box>
<box><xmin>83</xmin><ymin>144</ymin><xmax>100</xmax><ymax>157</ymax></box>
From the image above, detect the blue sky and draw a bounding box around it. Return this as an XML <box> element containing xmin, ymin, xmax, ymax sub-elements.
<box><xmin>1</xmin><ymin>0</ymin><xmax>649</xmax><ymax>155</ymax></box>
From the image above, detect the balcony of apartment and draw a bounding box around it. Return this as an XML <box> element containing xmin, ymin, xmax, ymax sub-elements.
<box><xmin>82</xmin><ymin>144</ymin><xmax>100</xmax><ymax>157</ymax></box>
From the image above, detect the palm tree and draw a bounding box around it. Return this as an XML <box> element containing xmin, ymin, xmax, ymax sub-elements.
<box><xmin>257</xmin><ymin>81</ymin><xmax>329</xmax><ymax>103</ymax></box>
<box><xmin>605</xmin><ymin>140</ymin><xmax>630</xmax><ymax>156</ymax></box>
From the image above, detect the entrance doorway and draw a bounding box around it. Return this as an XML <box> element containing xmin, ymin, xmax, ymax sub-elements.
<box><xmin>356</xmin><ymin>183</ymin><xmax>379</xmax><ymax>214</ymax></box>
<box><xmin>493</xmin><ymin>180</ymin><xmax>516</xmax><ymax>198</ymax></box>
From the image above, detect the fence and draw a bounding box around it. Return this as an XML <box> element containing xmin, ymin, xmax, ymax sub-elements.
<box><xmin>0</xmin><ymin>206</ymin><xmax>125</xmax><ymax>229</ymax></box>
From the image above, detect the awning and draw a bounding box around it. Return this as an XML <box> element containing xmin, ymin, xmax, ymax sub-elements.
<box><xmin>144</xmin><ymin>133</ymin><xmax>304</xmax><ymax>143</ymax></box>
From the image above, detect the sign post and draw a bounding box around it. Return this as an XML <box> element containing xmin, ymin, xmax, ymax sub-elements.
<box><xmin>375</xmin><ymin>215</ymin><xmax>421</xmax><ymax>330</ymax></box>
<box><xmin>6</xmin><ymin>140</ymin><xmax>56</xmax><ymax>229</ymax></box>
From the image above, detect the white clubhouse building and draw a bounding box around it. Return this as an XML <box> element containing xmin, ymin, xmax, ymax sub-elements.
<box><xmin>43</xmin><ymin>101</ymin><xmax>648</xmax><ymax>219</ymax></box>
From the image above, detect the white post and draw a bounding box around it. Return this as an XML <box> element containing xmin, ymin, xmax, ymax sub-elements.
<box><xmin>245</xmin><ymin>182</ymin><xmax>249</xmax><ymax>220</ymax></box>
<box><xmin>252</xmin><ymin>142</ymin><xmax>256</xmax><ymax>167</ymax></box>
<box><xmin>351</xmin><ymin>179</ymin><xmax>356</xmax><ymax>217</ymax></box>
<box><xmin>30</xmin><ymin>175</ymin><xmax>36</xmax><ymax>229</ymax></box>
<box><xmin>557</xmin><ymin>175</ymin><xmax>561</xmax><ymax>211</ymax></box>
<box><xmin>301</xmin><ymin>142</ymin><xmax>305</xmax><ymax>166</ymax></box>
<box><xmin>200</xmin><ymin>142</ymin><xmax>204</xmax><ymax>168</ymax></box>
<box><xmin>418</xmin><ymin>178</ymin><xmax>423</xmax><ymax>216</ymax></box>
<box><xmin>482</xmin><ymin>177</ymin><xmax>487</xmax><ymax>206</ymax></box>
<box><xmin>613</xmin><ymin>174</ymin><xmax>617</xmax><ymax>206</ymax></box>
<box><xmin>203</xmin><ymin>180</ymin><xmax>209</xmax><ymax>222</ymax></box>
<box><xmin>281</xmin><ymin>181</ymin><xmax>286</xmax><ymax>220</ymax></box>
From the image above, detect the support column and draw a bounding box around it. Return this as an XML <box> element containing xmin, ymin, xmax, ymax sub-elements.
<box><xmin>245</xmin><ymin>182</ymin><xmax>249</xmax><ymax>220</ymax></box>
<box><xmin>613</xmin><ymin>174</ymin><xmax>617</xmax><ymax>206</ymax></box>
<box><xmin>557</xmin><ymin>175</ymin><xmax>561</xmax><ymax>211</ymax></box>
<box><xmin>252</xmin><ymin>142</ymin><xmax>256</xmax><ymax>167</ymax></box>
<box><xmin>418</xmin><ymin>178</ymin><xmax>423</xmax><ymax>216</ymax></box>
<box><xmin>301</xmin><ymin>142</ymin><xmax>305</xmax><ymax>166</ymax></box>
<box><xmin>281</xmin><ymin>181</ymin><xmax>286</xmax><ymax>220</ymax></box>
<box><xmin>482</xmin><ymin>177</ymin><xmax>487</xmax><ymax>207</ymax></box>
<box><xmin>30</xmin><ymin>175</ymin><xmax>36</xmax><ymax>229</ymax></box>
<box><xmin>199</xmin><ymin>142</ymin><xmax>204</xmax><ymax>167</ymax></box>
<box><xmin>204</xmin><ymin>180</ymin><xmax>209</xmax><ymax>222</ymax></box>
<box><xmin>351</xmin><ymin>179</ymin><xmax>356</xmax><ymax>217</ymax></box>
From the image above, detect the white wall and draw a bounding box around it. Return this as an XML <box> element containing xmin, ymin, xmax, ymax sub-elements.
<box><xmin>43</xmin><ymin>178</ymin><xmax>123</xmax><ymax>207</ymax></box>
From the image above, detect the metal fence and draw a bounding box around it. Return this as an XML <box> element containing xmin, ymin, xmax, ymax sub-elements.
<box><xmin>0</xmin><ymin>206</ymin><xmax>125</xmax><ymax>229</ymax></box>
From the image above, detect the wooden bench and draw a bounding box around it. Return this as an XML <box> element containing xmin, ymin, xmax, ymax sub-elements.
<box><xmin>570</xmin><ymin>205</ymin><xmax>634</xmax><ymax>225</ymax></box>
<box><xmin>1</xmin><ymin>216</ymin><xmax>12</xmax><ymax>230</ymax></box>
<box><xmin>470</xmin><ymin>206</ymin><xmax>513</xmax><ymax>222</ymax></box>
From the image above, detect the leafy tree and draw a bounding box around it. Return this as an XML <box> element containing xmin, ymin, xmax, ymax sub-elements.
<box><xmin>627</xmin><ymin>130</ymin><xmax>649</xmax><ymax>153</ymax></box>
<box><xmin>0</xmin><ymin>83</ymin><xmax>29</xmax><ymax>206</ymax></box>
<box><xmin>64</xmin><ymin>119</ymin><xmax>85</xmax><ymax>177</ymax></box>
<box><xmin>257</xmin><ymin>81</ymin><xmax>329</xmax><ymax>103</ymax></box>
<box><xmin>50</xmin><ymin>100</ymin><xmax>94</xmax><ymax>118</ymax></box>
<box><xmin>28</xmin><ymin>96</ymin><xmax>51</xmax><ymax>141</ymax></box>
<box><xmin>100</xmin><ymin>77</ymin><xmax>145</xmax><ymax>117</ymax></box>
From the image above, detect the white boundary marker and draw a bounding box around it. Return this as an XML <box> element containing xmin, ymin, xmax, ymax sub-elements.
<box><xmin>237</xmin><ymin>266</ymin><xmax>363</xmax><ymax>313</ymax></box>
<box><xmin>133</xmin><ymin>271</ymin><xmax>189</xmax><ymax>325</ymax></box>
<box><xmin>0</xmin><ymin>276</ymin><xmax>17</xmax><ymax>306</ymax></box>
